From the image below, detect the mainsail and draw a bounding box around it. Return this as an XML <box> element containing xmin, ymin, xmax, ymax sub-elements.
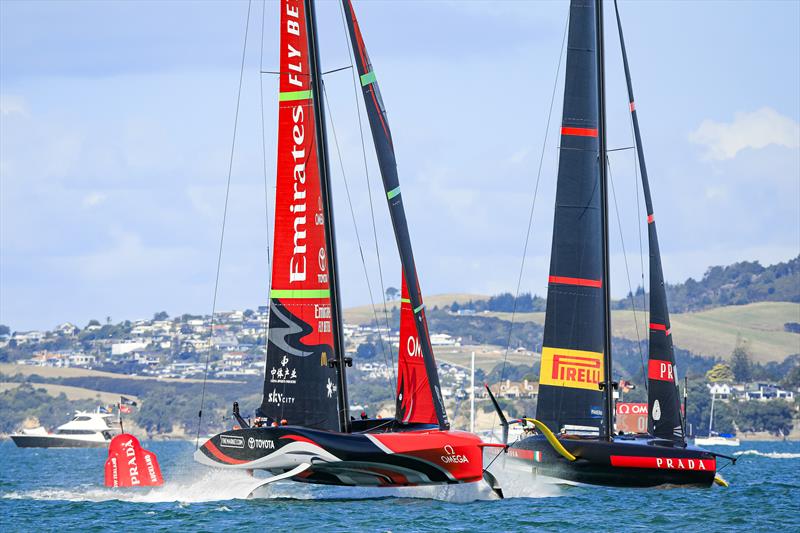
<box><xmin>535</xmin><ymin>0</ymin><xmax>606</xmax><ymax>436</ymax></box>
<box><xmin>614</xmin><ymin>0</ymin><xmax>684</xmax><ymax>442</ymax></box>
<box><xmin>341</xmin><ymin>0</ymin><xmax>448</xmax><ymax>428</ymax></box>
<box><xmin>258</xmin><ymin>0</ymin><xmax>339</xmax><ymax>430</ymax></box>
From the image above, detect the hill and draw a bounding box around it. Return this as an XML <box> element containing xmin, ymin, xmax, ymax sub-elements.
<box><xmin>485</xmin><ymin>301</ymin><xmax>800</xmax><ymax>363</ymax></box>
<box><xmin>0</xmin><ymin>382</ymin><xmax>139</xmax><ymax>404</ymax></box>
<box><xmin>617</xmin><ymin>256</ymin><xmax>799</xmax><ymax>312</ymax></box>
<box><xmin>343</xmin><ymin>293</ymin><xmax>487</xmax><ymax>325</ymax></box>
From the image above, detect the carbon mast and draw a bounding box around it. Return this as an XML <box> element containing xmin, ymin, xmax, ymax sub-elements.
<box><xmin>595</xmin><ymin>0</ymin><xmax>615</xmax><ymax>441</ymax></box>
<box><xmin>306</xmin><ymin>0</ymin><xmax>350</xmax><ymax>432</ymax></box>
<box><xmin>341</xmin><ymin>0</ymin><xmax>449</xmax><ymax>429</ymax></box>
<box><xmin>613</xmin><ymin>0</ymin><xmax>684</xmax><ymax>442</ymax></box>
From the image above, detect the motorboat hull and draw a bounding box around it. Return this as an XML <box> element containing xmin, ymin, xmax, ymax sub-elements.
<box><xmin>194</xmin><ymin>425</ymin><xmax>495</xmax><ymax>488</ymax></box>
<box><xmin>693</xmin><ymin>436</ymin><xmax>740</xmax><ymax>447</ymax></box>
<box><xmin>11</xmin><ymin>434</ymin><xmax>109</xmax><ymax>448</ymax></box>
<box><xmin>492</xmin><ymin>435</ymin><xmax>718</xmax><ymax>488</ymax></box>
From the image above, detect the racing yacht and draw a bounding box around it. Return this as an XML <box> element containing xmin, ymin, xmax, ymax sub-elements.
<box><xmin>193</xmin><ymin>0</ymin><xmax>503</xmax><ymax>496</ymax></box>
<box><xmin>485</xmin><ymin>0</ymin><xmax>735</xmax><ymax>488</ymax></box>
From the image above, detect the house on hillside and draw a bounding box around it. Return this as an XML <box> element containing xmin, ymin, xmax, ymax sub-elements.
<box><xmin>743</xmin><ymin>383</ymin><xmax>795</xmax><ymax>401</ymax></box>
<box><xmin>69</xmin><ymin>353</ymin><xmax>96</xmax><ymax>367</ymax></box>
<box><xmin>708</xmin><ymin>383</ymin><xmax>732</xmax><ymax>399</ymax></box>
<box><xmin>111</xmin><ymin>340</ymin><xmax>149</xmax><ymax>356</ymax></box>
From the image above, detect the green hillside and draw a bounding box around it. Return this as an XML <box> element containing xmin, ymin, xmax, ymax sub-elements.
<box><xmin>485</xmin><ymin>301</ymin><xmax>800</xmax><ymax>363</ymax></box>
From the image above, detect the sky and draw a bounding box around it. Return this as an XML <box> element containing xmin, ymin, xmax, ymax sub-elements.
<box><xmin>1</xmin><ymin>0</ymin><xmax>798</xmax><ymax>331</ymax></box>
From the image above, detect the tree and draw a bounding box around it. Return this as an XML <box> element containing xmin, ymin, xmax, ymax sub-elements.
<box><xmin>385</xmin><ymin>287</ymin><xmax>399</xmax><ymax>301</ymax></box>
<box><xmin>356</xmin><ymin>342</ymin><xmax>377</xmax><ymax>361</ymax></box>
<box><xmin>730</xmin><ymin>336</ymin><xmax>752</xmax><ymax>383</ymax></box>
<box><xmin>705</xmin><ymin>363</ymin><xmax>735</xmax><ymax>383</ymax></box>
<box><xmin>782</xmin><ymin>364</ymin><xmax>800</xmax><ymax>389</ymax></box>
<box><xmin>0</xmin><ymin>324</ymin><xmax>10</xmax><ymax>337</ymax></box>
<box><xmin>86</xmin><ymin>319</ymin><xmax>101</xmax><ymax>328</ymax></box>
<box><xmin>153</xmin><ymin>311</ymin><xmax>169</xmax><ymax>321</ymax></box>
<box><xmin>734</xmin><ymin>400</ymin><xmax>794</xmax><ymax>436</ymax></box>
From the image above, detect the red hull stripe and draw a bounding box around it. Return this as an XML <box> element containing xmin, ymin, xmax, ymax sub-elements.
<box><xmin>647</xmin><ymin>213</ymin><xmax>654</xmax><ymax>224</ymax></box>
<box><xmin>649</xmin><ymin>323</ymin><xmax>671</xmax><ymax>335</ymax></box>
<box><xmin>549</xmin><ymin>275</ymin><xmax>602</xmax><ymax>288</ymax></box>
<box><xmin>280</xmin><ymin>434</ymin><xmax>318</xmax><ymax>446</ymax></box>
<box><xmin>611</xmin><ymin>455</ymin><xmax>715</xmax><ymax>471</ymax></box>
<box><xmin>561</xmin><ymin>126</ymin><xmax>598</xmax><ymax>137</ymax></box>
<box><xmin>204</xmin><ymin>440</ymin><xmax>249</xmax><ymax>465</ymax></box>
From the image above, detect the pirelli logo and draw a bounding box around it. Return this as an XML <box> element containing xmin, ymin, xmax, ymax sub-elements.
<box><xmin>540</xmin><ymin>347</ymin><xmax>604</xmax><ymax>391</ymax></box>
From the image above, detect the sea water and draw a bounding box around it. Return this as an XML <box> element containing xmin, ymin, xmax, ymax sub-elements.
<box><xmin>0</xmin><ymin>440</ymin><xmax>797</xmax><ymax>531</ymax></box>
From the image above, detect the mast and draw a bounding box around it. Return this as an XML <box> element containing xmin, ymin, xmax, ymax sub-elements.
<box><xmin>341</xmin><ymin>0</ymin><xmax>448</xmax><ymax>429</ymax></box>
<box><xmin>595</xmin><ymin>0</ymin><xmax>614</xmax><ymax>441</ymax></box>
<box><xmin>708</xmin><ymin>394</ymin><xmax>715</xmax><ymax>435</ymax></box>
<box><xmin>613</xmin><ymin>0</ymin><xmax>684</xmax><ymax>442</ymax></box>
<box><xmin>306</xmin><ymin>0</ymin><xmax>350</xmax><ymax>432</ymax></box>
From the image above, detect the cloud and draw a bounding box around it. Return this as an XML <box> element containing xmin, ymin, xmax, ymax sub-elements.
<box><xmin>689</xmin><ymin>107</ymin><xmax>800</xmax><ymax>160</ymax></box>
<box><xmin>0</xmin><ymin>94</ymin><xmax>27</xmax><ymax>116</ymax></box>
<box><xmin>507</xmin><ymin>147</ymin><xmax>531</xmax><ymax>165</ymax></box>
<box><xmin>82</xmin><ymin>191</ymin><xmax>107</xmax><ymax>207</ymax></box>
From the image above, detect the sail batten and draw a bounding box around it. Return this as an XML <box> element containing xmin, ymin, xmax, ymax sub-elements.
<box><xmin>614</xmin><ymin>0</ymin><xmax>684</xmax><ymax>442</ymax></box>
<box><xmin>341</xmin><ymin>0</ymin><xmax>448</xmax><ymax>429</ymax></box>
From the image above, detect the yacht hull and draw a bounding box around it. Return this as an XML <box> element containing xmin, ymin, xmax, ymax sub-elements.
<box><xmin>493</xmin><ymin>435</ymin><xmax>717</xmax><ymax>488</ymax></box>
<box><xmin>194</xmin><ymin>426</ymin><xmax>495</xmax><ymax>488</ymax></box>
<box><xmin>10</xmin><ymin>434</ymin><xmax>109</xmax><ymax>448</ymax></box>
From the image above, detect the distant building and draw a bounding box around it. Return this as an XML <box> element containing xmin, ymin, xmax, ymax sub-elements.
<box><xmin>708</xmin><ymin>383</ymin><xmax>732</xmax><ymax>399</ymax></box>
<box><xmin>112</xmin><ymin>340</ymin><xmax>149</xmax><ymax>356</ymax></box>
<box><xmin>69</xmin><ymin>353</ymin><xmax>96</xmax><ymax>367</ymax></box>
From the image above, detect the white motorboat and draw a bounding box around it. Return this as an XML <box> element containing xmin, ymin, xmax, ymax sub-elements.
<box><xmin>10</xmin><ymin>410</ymin><xmax>119</xmax><ymax>448</ymax></box>
<box><xmin>693</xmin><ymin>433</ymin><xmax>741</xmax><ymax>447</ymax></box>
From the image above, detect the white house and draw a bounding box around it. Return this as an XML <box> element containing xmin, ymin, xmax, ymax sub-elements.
<box><xmin>111</xmin><ymin>340</ymin><xmax>149</xmax><ymax>356</ymax></box>
<box><xmin>708</xmin><ymin>383</ymin><xmax>732</xmax><ymax>399</ymax></box>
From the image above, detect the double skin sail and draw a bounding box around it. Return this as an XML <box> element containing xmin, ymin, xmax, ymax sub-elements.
<box><xmin>258</xmin><ymin>0</ymin><xmax>339</xmax><ymax>430</ymax></box>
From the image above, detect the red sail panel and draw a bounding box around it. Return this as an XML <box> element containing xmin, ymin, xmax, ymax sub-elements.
<box><xmin>258</xmin><ymin>0</ymin><xmax>338</xmax><ymax>430</ymax></box>
<box><xmin>395</xmin><ymin>275</ymin><xmax>437</xmax><ymax>424</ymax></box>
<box><xmin>104</xmin><ymin>434</ymin><xmax>163</xmax><ymax>488</ymax></box>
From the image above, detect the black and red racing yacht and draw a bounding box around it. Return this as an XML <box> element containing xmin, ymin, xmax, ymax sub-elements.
<box><xmin>194</xmin><ymin>0</ymin><xmax>502</xmax><ymax>495</ymax></box>
<box><xmin>486</xmin><ymin>0</ymin><xmax>734</xmax><ymax>488</ymax></box>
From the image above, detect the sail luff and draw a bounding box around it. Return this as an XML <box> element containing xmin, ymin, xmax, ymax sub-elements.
<box><xmin>614</xmin><ymin>0</ymin><xmax>684</xmax><ymax>442</ymax></box>
<box><xmin>258</xmin><ymin>0</ymin><xmax>340</xmax><ymax>430</ymax></box>
<box><xmin>341</xmin><ymin>0</ymin><xmax>448</xmax><ymax>429</ymax></box>
<box><xmin>306</xmin><ymin>0</ymin><xmax>350</xmax><ymax>433</ymax></box>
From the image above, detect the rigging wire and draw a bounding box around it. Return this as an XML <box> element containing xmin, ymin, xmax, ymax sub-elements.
<box><xmin>607</xmin><ymin>157</ymin><xmax>647</xmax><ymax>390</ymax></box>
<box><xmin>258</xmin><ymin>0</ymin><xmax>273</xmax><ymax>383</ymax></box>
<box><xmin>336</xmin><ymin>0</ymin><xmax>396</xmax><ymax>387</ymax></box>
<box><xmin>322</xmin><ymin>84</ymin><xmax>395</xmax><ymax>390</ymax></box>
<box><xmin>196</xmin><ymin>0</ymin><xmax>253</xmax><ymax>449</ymax></box>
<box><xmin>491</xmin><ymin>14</ymin><xmax>570</xmax><ymax>435</ymax></box>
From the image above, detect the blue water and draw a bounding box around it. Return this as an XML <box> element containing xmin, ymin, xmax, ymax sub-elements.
<box><xmin>1</xmin><ymin>440</ymin><xmax>798</xmax><ymax>531</ymax></box>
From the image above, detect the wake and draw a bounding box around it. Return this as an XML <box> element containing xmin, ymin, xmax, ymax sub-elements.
<box><xmin>3</xmin><ymin>469</ymin><xmax>269</xmax><ymax>503</ymax></box>
<box><xmin>3</xmin><ymin>467</ymin><xmax>560</xmax><ymax>503</ymax></box>
<box><xmin>734</xmin><ymin>450</ymin><xmax>800</xmax><ymax>459</ymax></box>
